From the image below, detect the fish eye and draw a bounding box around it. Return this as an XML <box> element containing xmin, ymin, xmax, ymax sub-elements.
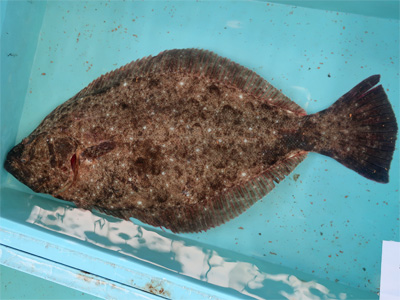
<box><xmin>20</xmin><ymin>154</ymin><xmax>29</xmax><ymax>164</ymax></box>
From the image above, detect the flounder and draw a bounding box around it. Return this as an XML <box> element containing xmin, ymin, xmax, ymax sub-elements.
<box><xmin>5</xmin><ymin>49</ymin><xmax>398</xmax><ymax>233</ymax></box>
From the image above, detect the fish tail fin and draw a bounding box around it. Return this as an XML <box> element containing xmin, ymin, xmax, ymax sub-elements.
<box><xmin>300</xmin><ymin>75</ymin><xmax>398</xmax><ymax>183</ymax></box>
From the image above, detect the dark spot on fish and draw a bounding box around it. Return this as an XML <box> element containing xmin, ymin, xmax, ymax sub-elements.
<box><xmin>133</xmin><ymin>155</ymin><xmax>160</xmax><ymax>177</ymax></box>
<box><xmin>82</xmin><ymin>141</ymin><xmax>116</xmax><ymax>160</ymax></box>
<box><xmin>47</xmin><ymin>140</ymin><xmax>56</xmax><ymax>168</ymax></box>
<box><xmin>133</xmin><ymin>157</ymin><xmax>147</xmax><ymax>175</ymax></box>
<box><xmin>148</xmin><ymin>78</ymin><xmax>160</xmax><ymax>88</ymax></box>
<box><xmin>200</xmin><ymin>111</ymin><xmax>207</xmax><ymax>120</ymax></box>
<box><xmin>208</xmin><ymin>84</ymin><xmax>220</xmax><ymax>96</ymax></box>
<box><xmin>110</xmin><ymin>186</ymin><xmax>124</xmax><ymax>198</ymax></box>
<box><xmin>187</xmin><ymin>97</ymin><xmax>200</xmax><ymax>107</ymax></box>
<box><xmin>54</xmin><ymin>137</ymin><xmax>76</xmax><ymax>158</ymax></box>
<box><xmin>35</xmin><ymin>176</ymin><xmax>50</xmax><ymax>187</ymax></box>
<box><xmin>220</xmin><ymin>104</ymin><xmax>242</xmax><ymax>125</ymax></box>
<box><xmin>245</xmin><ymin>102</ymin><xmax>254</xmax><ymax>110</ymax></box>
<box><xmin>190</xmin><ymin>122</ymin><xmax>203</xmax><ymax>136</ymax></box>
<box><xmin>151</xmin><ymin>163</ymin><xmax>162</xmax><ymax>176</ymax></box>
<box><xmin>145</xmin><ymin>143</ymin><xmax>161</xmax><ymax>160</ymax></box>
<box><xmin>174</xmin><ymin>166</ymin><xmax>183</xmax><ymax>178</ymax></box>
<box><xmin>130</xmin><ymin>183</ymin><xmax>139</xmax><ymax>192</ymax></box>
<box><xmin>215</xmin><ymin>161</ymin><xmax>226</xmax><ymax>169</ymax></box>
<box><xmin>135</xmin><ymin>157</ymin><xmax>146</xmax><ymax>165</ymax></box>
<box><xmin>209</xmin><ymin>180</ymin><xmax>223</xmax><ymax>191</ymax></box>
<box><xmin>156</xmin><ymin>192</ymin><xmax>168</xmax><ymax>203</ymax></box>
<box><xmin>262</xmin><ymin>148</ymin><xmax>279</xmax><ymax>165</ymax></box>
<box><xmin>221</xmin><ymin>104</ymin><xmax>235</xmax><ymax>116</ymax></box>
<box><xmin>120</xmin><ymin>102</ymin><xmax>129</xmax><ymax>109</ymax></box>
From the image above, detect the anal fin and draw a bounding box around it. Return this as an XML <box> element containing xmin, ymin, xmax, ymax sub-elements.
<box><xmin>91</xmin><ymin>152</ymin><xmax>308</xmax><ymax>233</ymax></box>
<box><xmin>196</xmin><ymin>151</ymin><xmax>308</xmax><ymax>232</ymax></box>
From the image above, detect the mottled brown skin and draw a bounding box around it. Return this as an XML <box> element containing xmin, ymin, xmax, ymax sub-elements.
<box><xmin>7</xmin><ymin>72</ymin><xmax>303</xmax><ymax>224</ymax></box>
<box><xmin>5</xmin><ymin>49</ymin><xmax>397</xmax><ymax>233</ymax></box>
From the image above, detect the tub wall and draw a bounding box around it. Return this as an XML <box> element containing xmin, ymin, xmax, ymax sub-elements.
<box><xmin>0</xmin><ymin>1</ymin><xmax>47</xmax><ymax>186</ymax></box>
<box><xmin>1</xmin><ymin>1</ymin><xmax>398</xmax><ymax>299</ymax></box>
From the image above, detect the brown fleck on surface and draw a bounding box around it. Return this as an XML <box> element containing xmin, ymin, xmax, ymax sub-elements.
<box><xmin>144</xmin><ymin>280</ymin><xmax>171</xmax><ymax>298</ymax></box>
<box><xmin>293</xmin><ymin>173</ymin><xmax>300</xmax><ymax>182</ymax></box>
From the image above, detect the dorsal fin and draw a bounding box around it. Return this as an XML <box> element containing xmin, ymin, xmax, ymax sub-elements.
<box><xmin>73</xmin><ymin>49</ymin><xmax>306</xmax><ymax>115</ymax></box>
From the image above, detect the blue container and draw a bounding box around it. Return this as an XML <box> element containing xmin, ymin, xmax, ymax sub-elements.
<box><xmin>1</xmin><ymin>1</ymin><xmax>399</xmax><ymax>299</ymax></box>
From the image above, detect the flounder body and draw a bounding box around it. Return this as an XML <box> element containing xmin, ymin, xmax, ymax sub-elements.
<box><xmin>5</xmin><ymin>49</ymin><xmax>398</xmax><ymax>232</ymax></box>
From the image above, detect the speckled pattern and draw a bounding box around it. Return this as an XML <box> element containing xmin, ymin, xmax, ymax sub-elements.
<box><xmin>5</xmin><ymin>49</ymin><xmax>308</xmax><ymax>232</ymax></box>
<box><xmin>4</xmin><ymin>49</ymin><xmax>397</xmax><ymax>233</ymax></box>
<box><xmin>2</xmin><ymin>1</ymin><xmax>400</xmax><ymax>296</ymax></box>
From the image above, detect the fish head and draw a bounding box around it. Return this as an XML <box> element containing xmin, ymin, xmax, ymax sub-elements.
<box><xmin>4</xmin><ymin>132</ymin><xmax>80</xmax><ymax>195</ymax></box>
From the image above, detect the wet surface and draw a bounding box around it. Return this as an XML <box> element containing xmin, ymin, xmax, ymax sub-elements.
<box><xmin>0</xmin><ymin>187</ymin><xmax>380</xmax><ymax>299</ymax></box>
<box><xmin>2</xmin><ymin>0</ymin><xmax>398</xmax><ymax>298</ymax></box>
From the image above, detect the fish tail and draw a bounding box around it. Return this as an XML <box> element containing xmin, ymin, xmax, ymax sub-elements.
<box><xmin>299</xmin><ymin>75</ymin><xmax>398</xmax><ymax>183</ymax></box>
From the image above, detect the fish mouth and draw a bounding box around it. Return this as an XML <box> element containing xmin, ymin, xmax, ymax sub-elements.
<box><xmin>5</xmin><ymin>138</ymin><xmax>80</xmax><ymax>196</ymax></box>
<box><xmin>4</xmin><ymin>143</ymin><xmax>30</xmax><ymax>186</ymax></box>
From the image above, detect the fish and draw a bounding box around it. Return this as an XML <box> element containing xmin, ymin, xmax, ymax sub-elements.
<box><xmin>4</xmin><ymin>49</ymin><xmax>398</xmax><ymax>233</ymax></box>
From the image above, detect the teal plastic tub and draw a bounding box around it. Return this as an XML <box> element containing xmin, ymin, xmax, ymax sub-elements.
<box><xmin>1</xmin><ymin>1</ymin><xmax>399</xmax><ymax>299</ymax></box>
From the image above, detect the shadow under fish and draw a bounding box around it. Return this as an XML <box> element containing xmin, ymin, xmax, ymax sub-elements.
<box><xmin>4</xmin><ymin>49</ymin><xmax>398</xmax><ymax>233</ymax></box>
